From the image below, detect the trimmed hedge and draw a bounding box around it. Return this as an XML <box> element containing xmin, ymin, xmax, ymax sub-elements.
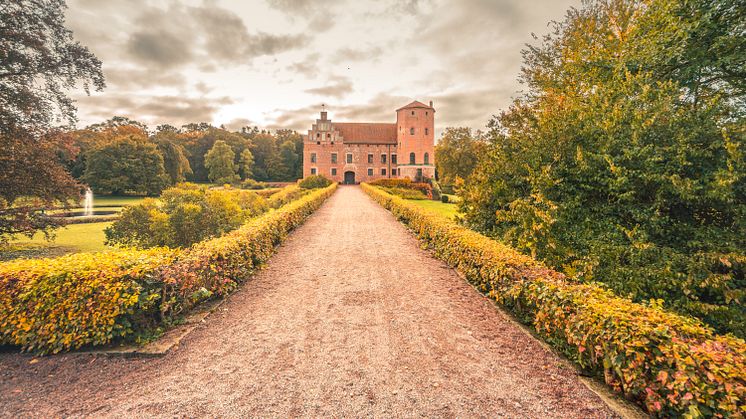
<box><xmin>362</xmin><ymin>183</ymin><xmax>746</xmax><ymax>417</ymax></box>
<box><xmin>0</xmin><ymin>249</ymin><xmax>178</xmax><ymax>353</ymax></box>
<box><xmin>0</xmin><ymin>184</ymin><xmax>337</xmax><ymax>354</ymax></box>
<box><xmin>158</xmin><ymin>183</ymin><xmax>337</xmax><ymax>316</ymax></box>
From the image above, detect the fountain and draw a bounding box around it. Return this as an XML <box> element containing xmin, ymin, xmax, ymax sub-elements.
<box><xmin>83</xmin><ymin>188</ymin><xmax>94</xmax><ymax>217</ymax></box>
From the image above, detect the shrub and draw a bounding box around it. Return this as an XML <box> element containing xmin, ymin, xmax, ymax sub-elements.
<box><xmin>441</xmin><ymin>195</ymin><xmax>449</xmax><ymax>203</ymax></box>
<box><xmin>362</xmin><ymin>183</ymin><xmax>746</xmax><ymax>417</ymax></box>
<box><xmin>382</xmin><ymin>187</ymin><xmax>427</xmax><ymax>200</ymax></box>
<box><xmin>105</xmin><ymin>183</ymin><xmax>269</xmax><ymax>248</ymax></box>
<box><xmin>240</xmin><ymin>179</ymin><xmax>267</xmax><ymax>190</ymax></box>
<box><xmin>299</xmin><ymin>175</ymin><xmax>332</xmax><ymax>189</ymax></box>
<box><xmin>370</xmin><ymin>178</ymin><xmax>432</xmax><ymax>198</ymax></box>
<box><xmin>267</xmin><ymin>185</ymin><xmax>308</xmax><ymax>209</ymax></box>
<box><xmin>159</xmin><ymin>183</ymin><xmax>337</xmax><ymax>316</ymax></box>
<box><xmin>0</xmin><ymin>184</ymin><xmax>337</xmax><ymax>354</ymax></box>
<box><xmin>0</xmin><ymin>249</ymin><xmax>179</xmax><ymax>353</ymax></box>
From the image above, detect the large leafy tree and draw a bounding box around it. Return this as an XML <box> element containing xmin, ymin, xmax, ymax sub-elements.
<box><xmin>179</xmin><ymin>126</ymin><xmax>250</xmax><ymax>181</ymax></box>
<box><xmin>204</xmin><ymin>140</ymin><xmax>239</xmax><ymax>184</ymax></box>
<box><xmin>153</xmin><ymin>130</ymin><xmax>192</xmax><ymax>184</ymax></box>
<box><xmin>83</xmin><ymin>135</ymin><xmax>169</xmax><ymax>195</ymax></box>
<box><xmin>0</xmin><ymin>0</ymin><xmax>105</xmax><ymax>240</ymax></box>
<box><xmin>434</xmin><ymin>127</ymin><xmax>486</xmax><ymax>186</ymax></box>
<box><xmin>239</xmin><ymin>149</ymin><xmax>254</xmax><ymax>180</ymax></box>
<box><xmin>462</xmin><ymin>0</ymin><xmax>745</xmax><ymax>336</ymax></box>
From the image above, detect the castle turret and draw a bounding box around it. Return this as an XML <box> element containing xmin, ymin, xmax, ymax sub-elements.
<box><xmin>396</xmin><ymin>100</ymin><xmax>435</xmax><ymax>180</ymax></box>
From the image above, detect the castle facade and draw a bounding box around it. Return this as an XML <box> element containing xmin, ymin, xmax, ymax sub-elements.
<box><xmin>302</xmin><ymin>100</ymin><xmax>435</xmax><ymax>184</ymax></box>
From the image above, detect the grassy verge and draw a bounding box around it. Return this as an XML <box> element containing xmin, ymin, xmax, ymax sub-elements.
<box><xmin>407</xmin><ymin>199</ymin><xmax>460</xmax><ymax>220</ymax></box>
<box><xmin>4</xmin><ymin>222</ymin><xmax>114</xmax><ymax>260</ymax></box>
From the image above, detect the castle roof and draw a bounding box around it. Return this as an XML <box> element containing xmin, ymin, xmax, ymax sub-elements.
<box><xmin>333</xmin><ymin>122</ymin><xmax>397</xmax><ymax>145</ymax></box>
<box><xmin>396</xmin><ymin>100</ymin><xmax>434</xmax><ymax>111</ymax></box>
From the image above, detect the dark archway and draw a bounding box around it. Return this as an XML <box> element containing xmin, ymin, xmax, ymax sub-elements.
<box><xmin>344</xmin><ymin>171</ymin><xmax>356</xmax><ymax>184</ymax></box>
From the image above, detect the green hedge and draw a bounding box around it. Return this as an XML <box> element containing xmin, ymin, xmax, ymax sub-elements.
<box><xmin>362</xmin><ymin>183</ymin><xmax>745</xmax><ymax>417</ymax></box>
<box><xmin>0</xmin><ymin>184</ymin><xmax>337</xmax><ymax>354</ymax></box>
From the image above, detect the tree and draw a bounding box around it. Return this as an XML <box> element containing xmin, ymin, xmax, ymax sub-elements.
<box><xmin>239</xmin><ymin>149</ymin><xmax>254</xmax><ymax>180</ymax></box>
<box><xmin>83</xmin><ymin>135</ymin><xmax>169</xmax><ymax>195</ymax></box>
<box><xmin>0</xmin><ymin>0</ymin><xmax>105</xmax><ymax>136</ymax></box>
<box><xmin>204</xmin><ymin>140</ymin><xmax>239</xmax><ymax>184</ymax></box>
<box><xmin>180</xmin><ymin>127</ymin><xmax>250</xmax><ymax>181</ymax></box>
<box><xmin>278</xmin><ymin>140</ymin><xmax>298</xmax><ymax>180</ymax></box>
<box><xmin>461</xmin><ymin>0</ymin><xmax>745</xmax><ymax>336</ymax></box>
<box><xmin>153</xmin><ymin>132</ymin><xmax>192</xmax><ymax>184</ymax></box>
<box><xmin>0</xmin><ymin>0</ymin><xmax>105</xmax><ymax>241</ymax></box>
<box><xmin>434</xmin><ymin>127</ymin><xmax>485</xmax><ymax>186</ymax></box>
<box><xmin>249</xmin><ymin>133</ymin><xmax>277</xmax><ymax>181</ymax></box>
<box><xmin>0</xmin><ymin>130</ymin><xmax>81</xmax><ymax>241</ymax></box>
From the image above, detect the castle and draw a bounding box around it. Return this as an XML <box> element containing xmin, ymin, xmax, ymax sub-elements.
<box><xmin>302</xmin><ymin>100</ymin><xmax>435</xmax><ymax>184</ymax></box>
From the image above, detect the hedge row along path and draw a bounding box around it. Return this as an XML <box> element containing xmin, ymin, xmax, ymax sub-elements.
<box><xmin>0</xmin><ymin>186</ymin><xmax>616</xmax><ymax>417</ymax></box>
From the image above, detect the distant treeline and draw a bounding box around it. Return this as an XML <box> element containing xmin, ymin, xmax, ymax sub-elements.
<box><xmin>66</xmin><ymin>117</ymin><xmax>303</xmax><ymax>195</ymax></box>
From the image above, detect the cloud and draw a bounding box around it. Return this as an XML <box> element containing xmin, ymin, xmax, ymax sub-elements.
<box><xmin>265</xmin><ymin>0</ymin><xmax>347</xmax><ymax>32</ymax></box>
<box><xmin>287</xmin><ymin>53</ymin><xmax>321</xmax><ymax>78</ymax></box>
<box><xmin>126</xmin><ymin>30</ymin><xmax>195</xmax><ymax>68</ymax></box>
<box><xmin>114</xmin><ymin>2</ymin><xmax>308</xmax><ymax>71</ymax></box>
<box><xmin>330</xmin><ymin>47</ymin><xmax>384</xmax><ymax>64</ymax></box>
<box><xmin>77</xmin><ymin>94</ymin><xmax>235</xmax><ymax>127</ymax></box>
<box><xmin>102</xmin><ymin>67</ymin><xmax>187</xmax><ymax>90</ymax></box>
<box><xmin>304</xmin><ymin>76</ymin><xmax>354</xmax><ymax>98</ymax></box>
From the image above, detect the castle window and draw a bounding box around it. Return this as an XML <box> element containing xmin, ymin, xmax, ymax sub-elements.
<box><xmin>424</xmin><ymin>152</ymin><xmax>429</xmax><ymax>165</ymax></box>
<box><xmin>425</xmin><ymin>128</ymin><xmax>429</xmax><ymax>135</ymax></box>
<box><xmin>316</xmin><ymin>132</ymin><xmax>320</xmax><ymax>138</ymax></box>
<box><xmin>310</xmin><ymin>153</ymin><xmax>316</xmax><ymax>163</ymax></box>
<box><xmin>316</xmin><ymin>141</ymin><xmax>320</xmax><ymax>145</ymax></box>
<box><xmin>381</xmin><ymin>168</ymin><xmax>386</xmax><ymax>176</ymax></box>
<box><xmin>331</xmin><ymin>168</ymin><xmax>337</xmax><ymax>176</ymax></box>
<box><xmin>426</xmin><ymin>111</ymin><xmax>428</xmax><ymax>116</ymax></box>
<box><xmin>311</xmin><ymin>168</ymin><xmax>317</xmax><ymax>175</ymax></box>
<box><xmin>368</xmin><ymin>153</ymin><xmax>373</xmax><ymax>164</ymax></box>
<box><xmin>327</xmin><ymin>133</ymin><xmax>331</xmax><ymax>139</ymax></box>
<box><xmin>409</xmin><ymin>127</ymin><xmax>414</xmax><ymax>135</ymax></box>
<box><xmin>411</xmin><ymin>111</ymin><xmax>415</xmax><ymax>115</ymax></box>
<box><xmin>346</xmin><ymin>153</ymin><xmax>353</xmax><ymax>163</ymax></box>
<box><xmin>391</xmin><ymin>154</ymin><xmax>397</xmax><ymax>164</ymax></box>
<box><xmin>368</xmin><ymin>168</ymin><xmax>373</xmax><ymax>176</ymax></box>
<box><xmin>409</xmin><ymin>152</ymin><xmax>415</xmax><ymax>164</ymax></box>
<box><xmin>331</xmin><ymin>153</ymin><xmax>337</xmax><ymax>163</ymax></box>
<box><xmin>381</xmin><ymin>154</ymin><xmax>386</xmax><ymax>164</ymax></box>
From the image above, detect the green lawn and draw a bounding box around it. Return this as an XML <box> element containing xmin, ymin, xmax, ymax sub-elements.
<box><xmin>407</xmin><ymin>199</ymin><xmax>461</xmax><ymax>220</ymax></box>
<box><xmin>91</xmin><ymin>195</ymin><xmax>147</xmax><ymax>207</ymax></box>
<box><xmin>4</xmin><ymin>221</ymin><xmax>114</xmax><ymax>260</ymax></box>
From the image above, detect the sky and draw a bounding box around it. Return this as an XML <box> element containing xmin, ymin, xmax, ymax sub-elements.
<box><xmin>65</xmin><ymin>0</ymin><xmax>581</xmax><ymax>136</ymax></box>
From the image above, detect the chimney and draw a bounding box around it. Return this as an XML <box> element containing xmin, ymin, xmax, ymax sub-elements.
<box><xmin>429</xmin><ymin>100</ymin><xmax>433</xmax><ymax>108</ymax></box>
<box><xmin>320</xmin><ymin>110</ymin><xmax>328</xmax><ymax>121</ymax></box>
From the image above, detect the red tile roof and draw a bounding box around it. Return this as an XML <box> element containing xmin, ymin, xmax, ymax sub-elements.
<box><xmin>396</xmin><ymin>100</ymin><xmax>433</xmax><ymax>111</ymax></box>
<box><xmin>333</xmin><ymin>122</ymin><xmax>397</xmax><ymax>144</ymax></box>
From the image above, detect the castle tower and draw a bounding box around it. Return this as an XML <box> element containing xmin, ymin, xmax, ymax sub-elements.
<box><xmin>396</xmin><ymin>100</ymin><xmax>435</xmax><ymax>180</ymax></box>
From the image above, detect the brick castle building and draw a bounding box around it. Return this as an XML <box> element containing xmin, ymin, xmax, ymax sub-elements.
<box><xmin>302</xmin><ymin>100</ymin><xmax>435</xmax><ymax>184</ymax></box>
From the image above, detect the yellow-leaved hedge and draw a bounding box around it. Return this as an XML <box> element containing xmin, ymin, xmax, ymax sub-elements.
<box><xmin>0</xmin><ymin>183</ymin><xmax>337</xmax><ymax>354</ymax></box>
<box><xmin>362</xmin><ymin>183</ymin><xmax>745</xmax><ymax>418</ymax></box>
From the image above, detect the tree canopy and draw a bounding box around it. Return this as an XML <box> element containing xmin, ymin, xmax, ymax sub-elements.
<box><xmin>461</xmin><ymin>0</ymin><xmax>745</xmax><ymax>336</ymax></box>
<box><xmin>0</xmin><ymin>0</ymin><xmax>105</xmax><ymax>241</ymax></box>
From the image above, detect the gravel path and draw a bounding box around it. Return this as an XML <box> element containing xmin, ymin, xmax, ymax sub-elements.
<box><xmin>0</xmin><ymin>186</ymin><xmax>616</xmax><ymax>418</ymax></box>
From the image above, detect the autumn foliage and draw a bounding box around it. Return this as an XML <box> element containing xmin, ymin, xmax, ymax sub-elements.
<box><xmin>0</xmin><ymin>184</ymin><xmax>337</xmax><ymax>354</ymax></box>
<box><xmin>363</xmin><ymin>184</ymin><xmax>745</xmax><ymax>417</ymax></box>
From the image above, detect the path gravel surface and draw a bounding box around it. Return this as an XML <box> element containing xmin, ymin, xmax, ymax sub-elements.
<box><xmin>0</xmin><ymin>186</ymin><xmax>617</xmax><ymax>418</ymax></box>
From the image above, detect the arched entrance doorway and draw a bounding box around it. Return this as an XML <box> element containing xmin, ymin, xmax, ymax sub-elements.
<box><xmin>344</xmin><ymin>171</ymin><xmax>356</xmax><ymax>184</ymax></box>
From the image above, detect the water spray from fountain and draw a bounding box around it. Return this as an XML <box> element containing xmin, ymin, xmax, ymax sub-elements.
<box><xmin>83</xmin><ymin>188</ymin><xmax>94</xmax><ymax>217</ymax></box>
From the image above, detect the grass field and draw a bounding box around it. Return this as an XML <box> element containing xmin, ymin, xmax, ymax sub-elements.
<box><xmin>3</xmin><ymin>222</ymin><xmax>114</xmax><ymax>260</ymax></box>
<box><xmin>91</xmin><ymin>195</ymin><xmax>147</xmax><ymax>207</ymax></box>
<box><xmin>407</xmin><ymin>199</ymin><xmax>461</xmax><ymax>220</ymax></box>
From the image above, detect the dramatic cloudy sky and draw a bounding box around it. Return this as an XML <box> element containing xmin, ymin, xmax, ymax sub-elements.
<box><xmin>65</xmin><ymin>0</ymin><xmax>580</xmax><ymax>135</ymax></box>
